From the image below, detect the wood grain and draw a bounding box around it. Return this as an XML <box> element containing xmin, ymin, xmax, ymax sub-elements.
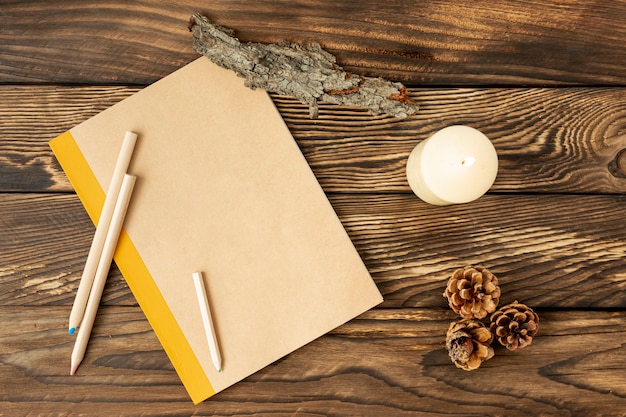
<box><xmin>0</xmin><ymin>85</ymin><xmax>141</xmax><ymax>193</ymax></box>
<box><xmin>279</xmin><ymin>88</ymin><xmax>626</xmax><ymax>194</ymax></box>
<box><xmin>0</xmin><ymin>194</ymin><xmax>134</xmax><ymax>307</ymax></box>
<box><xmin>333</xmin><ymin>193</ymin><xmax>626</xmax><ymax>309</ymax></box>
<box><xmin>2</xmin><ymin>193</ymin><xmax>624</xmax><ymax>309</ymax></box>
<box><xmin>3</xmin><ymin>1</ymin><xmax>626</xmax><ymax>85</ymax></box>
<box><xmin>1</xmin><ymin>306</ymin><xmax>624</xmax><ymax>415</ymax></box>
<box><xmin>2</xmin><ymin>2</ymin><xmax>626</xmax><ymax>413</ymax></box>
<box><xmin>2</xmin><ymin>85</ymin><xmax>626</xmax><ymax>194</ymax></box>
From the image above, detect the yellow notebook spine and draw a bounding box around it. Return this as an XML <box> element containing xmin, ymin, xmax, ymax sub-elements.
<box><xmin>50</xmin><ymin>131</ymin><xmax>215</xmax><ymax>404</ymax></box>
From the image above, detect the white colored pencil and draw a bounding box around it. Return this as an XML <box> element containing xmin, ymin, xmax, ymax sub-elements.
<box><xmin>192</xmin><ymin>271</ymin><xmax>222</xmax><ymax>373</ymax></box>
<box><xmin>68</xmin><ymin>131</ymin><xmax>137</xmax><ymax>334</ymax></box>
<box><xmin>70</xmin><ymin>174</ymin><xmax>137</xmax><ymax>375</ymax></box>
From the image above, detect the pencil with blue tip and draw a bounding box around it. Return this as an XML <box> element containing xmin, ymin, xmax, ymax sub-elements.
<box><xmin>68</xmin><ymin>131</ymin><xmax>137</xmax><ymax>334</ymax></box>
<box><xmin>70</xmin><ymin>174</ymin><xmax>136</xmax><ymax>375</ymax></box>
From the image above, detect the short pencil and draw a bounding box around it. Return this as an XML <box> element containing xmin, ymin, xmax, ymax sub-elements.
<box><xmin>192</xmin><ymin>271</ymin><xmax>222</xmax><ymax>373</ymax></box>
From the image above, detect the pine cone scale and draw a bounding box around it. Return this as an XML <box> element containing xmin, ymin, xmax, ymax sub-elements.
<box><xmin>471</xmin><ymin>302</ymin><xmax>482</xmax><ymax>316</ymax></box>
<box><xmin>482</xmin><ymin>298</ymin><xmax>496</xmax><ymax>313</ymax></box>
<box><xmin>514</xmin><ymin>312</ymin><xmax>527</xmax><ymax>322</ymax></box>
<box><xmin>459</xmin><ymin>288</ymin><xmax>473</xmax><ymax>300</ymax></box>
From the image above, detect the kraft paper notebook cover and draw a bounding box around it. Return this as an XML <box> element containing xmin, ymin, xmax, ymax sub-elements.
<box><xmin>49</xmin><ymin>58</ymin><xmax>383</xmax><ymax>404</ymax></box>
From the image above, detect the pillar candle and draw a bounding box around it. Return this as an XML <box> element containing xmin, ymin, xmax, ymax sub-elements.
<box><xmin>406</xmin><ymin>125</ymin><xmax>498</xmax><ymax>205</ymax></box>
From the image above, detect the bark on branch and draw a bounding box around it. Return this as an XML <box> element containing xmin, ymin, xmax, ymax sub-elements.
<box><xmin>188</xmin><ymin>14</ymin><xmax>418</xmax><ymax>119</ymax></box>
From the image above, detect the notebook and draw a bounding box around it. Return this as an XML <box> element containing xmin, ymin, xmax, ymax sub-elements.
<box><xmin>49</xmin><ymin>57</ymin><xmax>383</xmax><ymax>404</ymax></box>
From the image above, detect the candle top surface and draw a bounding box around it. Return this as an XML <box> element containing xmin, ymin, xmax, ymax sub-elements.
<box><xmin>420</xmin><ymin>126</ymin><xmax>498</xmax><ymax>204</ymax></box>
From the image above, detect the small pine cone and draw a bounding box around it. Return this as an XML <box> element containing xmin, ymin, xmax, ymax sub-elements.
<box><xmin>446</xmin><ymin>318</ymin><xmax>495</xmax><ymax>371</ymax></box>
<box><xmin>490</xmin><ymin>301</ymin><xmax>539</xmax><ymax>351</ymax></box>
<box><xmin>443</xmin><ymin>266</ymin><xmax>501</xmax><ymax>319</ymax></box>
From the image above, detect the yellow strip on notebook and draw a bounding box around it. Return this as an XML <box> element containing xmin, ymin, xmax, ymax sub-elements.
<box><xmin>50</xmin><ymin>131</ymin><xmax>215</xmax><ymax>404</ymax></box>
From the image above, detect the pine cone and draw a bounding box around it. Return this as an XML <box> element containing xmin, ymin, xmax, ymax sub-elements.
<box><xmin>490</xmin><ymin>301</ymin><xmax>539</xmax><ymax>351</ymax></box>
<box><xmin>446</xmin><ymin>319</ymin><xmax>495</xmax><ymax>371</ymax></box>
<box><xmin>443</xmin><ymin>266</ymin><xmax>501</xmax><ymax>319</ymax></box>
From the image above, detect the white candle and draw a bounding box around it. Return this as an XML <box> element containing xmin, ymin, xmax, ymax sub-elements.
<box><xmin>406</xmin><ymin>125</ymin><xmax>498</xmax><ymax>205</ymax></box>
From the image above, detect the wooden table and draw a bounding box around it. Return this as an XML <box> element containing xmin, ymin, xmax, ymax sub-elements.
<box><xmin>2</xmin><ymin>1</ymin><xmax>626</xmax><ymax>415</ymax></box>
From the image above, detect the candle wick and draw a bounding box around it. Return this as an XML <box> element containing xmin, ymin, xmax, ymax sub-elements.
<box><xmin>461</xmin><ymin>156</ymin><xmax>476</xmax><ymax>166</ymax></box>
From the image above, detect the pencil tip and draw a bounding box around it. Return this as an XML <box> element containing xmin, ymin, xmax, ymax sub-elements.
<box><xmin>68</xmin><ymin>327</ymin><xmax>75</xmax><ymax>335</ymax></box>
<box><xmin>70</xmin><ymin>364</ymin><xmax>78</xmax><ymax>375</ymax></box>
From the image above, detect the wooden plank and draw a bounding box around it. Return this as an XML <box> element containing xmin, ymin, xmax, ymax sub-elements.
<box><xmin>2</xmin><ymin>85</ymin><xmax>626</xmax><ymax>194</ymax></box>
<box><xmin>2</xmin><ymin>193</ymin><xmax>624</xmax><ymax>309</ymax></box>
<box><xmin>3</xmin><ymin>1</ymin><xmax>626</xmax><ymax>85</ymax></box>
<box><xmin>0</xmin><ymin>85</ymin><xmax>141</xmax><ymax>193</ymax></box>
<box><xmin>333</xmin><ymin>193</ymin><xmax>626</xmax><ymax>309</ymax></box>
<box><xmin>279</xmin><ymin>88</ymin><xmax>626</xmax><ymax>194</ymax></box>
<box><xmin>0</xmin><ymin>194</ymin><xmax>134</xmax><ymax>306</ymax></box>
<box><xmin>1</xmin><ymin>306</ymin><xmax>624</xmax><ymax>415</ymax></box>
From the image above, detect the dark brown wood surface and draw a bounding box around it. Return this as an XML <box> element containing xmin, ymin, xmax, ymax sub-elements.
<box><xmin>3</xmin><ymin>0</ymin><xmax>626</xmax><ymax>86</ymax></box>
<box><xmin>1</xmin><ymin>1</ymin><xmax>625</xmax><ymax>415</ymax></box>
